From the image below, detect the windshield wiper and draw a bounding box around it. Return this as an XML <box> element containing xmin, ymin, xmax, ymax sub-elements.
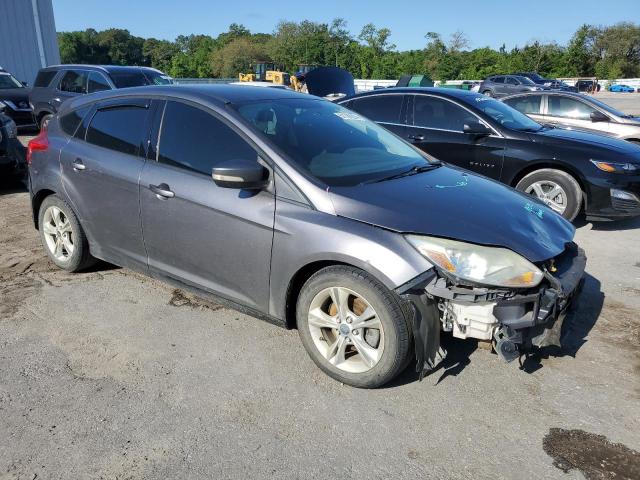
<box><xmin>366</xmin><ymin>163</ymin><xmax>441</xmax><ymax>184</ymax></box>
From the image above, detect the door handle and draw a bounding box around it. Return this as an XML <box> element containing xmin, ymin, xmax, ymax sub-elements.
<box><xmin>408</xmin><ymin>134</ymin><xmax>425</xmax><ymax>142</ymax></box>
<box><xmin>149</xmin><ymin>183</ymin><xmax>175</xmax><ymax>199</ymax></box>
<box><xmin>72</xmin><ymin>158</ymin><xmax>86</xmax><ymax>171</ymax></box>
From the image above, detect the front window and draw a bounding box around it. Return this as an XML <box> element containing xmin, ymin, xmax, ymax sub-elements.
<box><xmin>0</xmin><ymin>73</ymin><xmax>23</xmax><ymax>89</ymax></box>
<box><xmin>471</xmin><ymin>96</ymin><xmax>542</xmax><ymax>132</ymax></box>
<box><xmin>109</xmin><ymin>71</ymin><xmax>149</xmax><ymax>88</ymax></box>
<box><xmin>234</xmin><ymin>99</ymin><xmax>434</xmax><ymax>186</ymax></box>
<box><xmin>514</xmin><ymin>76</ymin><xmax>536</xmax><ymax>86</ymax></box>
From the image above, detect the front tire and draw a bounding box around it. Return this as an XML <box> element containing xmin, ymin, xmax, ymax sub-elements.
<box><xmin>515</xmin><ymin>169</ymin><xmax>582</xmax><ymax>221</ymax></box>
<box><xmin>296</xmin><ymin>266</ymin><xmax>411</xmax><ymax>388</ymax></box>
<box><xmin>38</xmin><ymin>195</ymin><xmax>95</xmax><ymax>272</ymax></box>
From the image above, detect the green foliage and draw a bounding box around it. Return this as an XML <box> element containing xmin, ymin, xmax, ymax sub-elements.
<box><xmin>57</xmin><ymin>21</ymin><xmax>640</xmax><ymax>80</ymax></box>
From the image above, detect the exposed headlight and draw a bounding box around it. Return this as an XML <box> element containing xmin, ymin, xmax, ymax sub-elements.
<box><xmin>406</xmin><ymin>235</ymin><xmax>543</xmax><ymax>288</ymax></box>
<box><xmin>591</xmin><ymin>160</ymin><xmax>639</xmax><ymax>174</ymax></box>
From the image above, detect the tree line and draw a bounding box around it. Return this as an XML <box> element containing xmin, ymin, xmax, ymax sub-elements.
<box><xmin>57</xmin><ymin>20</ymin><xmax>640</xmax><ymax>80</ymax></box>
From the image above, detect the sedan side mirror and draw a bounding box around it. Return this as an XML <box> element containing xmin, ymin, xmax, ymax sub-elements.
<box><xmin>590</xmin><ymin>111</ymin><xmax>609</xmax><ymax>123</ymax></box>
<box><xmin>212</xmin><ymin>159</ymin><xmax>269</xmax><ymax>189</ymax></box>
<box><xmin>463</xmin><ymin>121</ymin><xmax>492</xmax><ymax>136</ymax></box>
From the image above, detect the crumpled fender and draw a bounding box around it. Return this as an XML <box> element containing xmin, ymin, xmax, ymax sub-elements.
<box><xmin>397</xmin><ymin>270</ymin><xmax>446</xmax><ymax>380</ymax></box>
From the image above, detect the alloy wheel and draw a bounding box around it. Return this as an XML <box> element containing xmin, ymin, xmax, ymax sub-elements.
<box><xmin>42</xmin><ymin>206</ymin><xmax>74</xmax><ymax>261</ymax></box>
<box><xmin>307</xmin><ymin>286</ymin><xmax>384</xmax><ymax>374</ymax></box>
<box><xmin>525</xmin><ymin>180</ymin><xmax>567</xmax><ymax>215</ymax></box>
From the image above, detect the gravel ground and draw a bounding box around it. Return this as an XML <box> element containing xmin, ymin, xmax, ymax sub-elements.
<box><xmin>1</xmin><ymin>94</ymin><xmax>639</xmax><ymax>480</ymax></box>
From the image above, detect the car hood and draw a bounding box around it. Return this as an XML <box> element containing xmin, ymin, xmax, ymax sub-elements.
<box><xmin>531</xmin><ymin>127</ymin><xmax>640</xmax><ymax>158</ymax></box>
<box><xmin>328</xmin><ymin>166</ymin><xmax>575</xmax><ymax>263</ymax></box>
<box><xmin>0</xmin><ymin>88</ymin><xmax>29</xmax><ymax>108</ymax></box>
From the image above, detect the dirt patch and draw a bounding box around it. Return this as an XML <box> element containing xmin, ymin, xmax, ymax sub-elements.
<box><xmin>168</xmin><ymin>289</ymin><xmax>223</xmax><ymax>311</ymax></box>
<box><xmin>595</xmin><ymin>299</ymin><xmax>639</xmax><ymax>351</ymax></box>
<box><xmin>543</xmin><ymin>428</ymin><xmax>640</xmax><ymax>479</ymax></box>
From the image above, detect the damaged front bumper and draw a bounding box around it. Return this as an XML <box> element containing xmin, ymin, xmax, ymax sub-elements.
<box><xmin>398</xmin><ymin>243</ymin><xmax>586</xmax><ymax>379</ymax></box>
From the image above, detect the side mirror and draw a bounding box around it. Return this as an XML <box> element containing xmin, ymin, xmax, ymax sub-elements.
<box><xmin>463</xmin><ymin>121</ymin><xmax>492</xmax><ymax>136</ymax></box>
<box><xmin>590</xmin><ymin>111</ymin><xmax>609</xmax><ymax>123</ymax></box>
<box><xmin>212</xmin><ymin>159</ymin><xmax>269</xmax><ymax>189</ymax></box>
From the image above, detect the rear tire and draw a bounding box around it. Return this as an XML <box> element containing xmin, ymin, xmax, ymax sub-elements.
<box><xmin>515</xmin><ymin>169</ymin><xmax>582</xmax><ymax>221</ymax></box>
<box><xmin>296</xmin><ymin>266</ymin><xmax>411</xmax><ymax>388</ymax></box>
<box><xmin>38</xmin><ymin>195</ymin><xmax>95</xmax><ymax>272</ymax></box>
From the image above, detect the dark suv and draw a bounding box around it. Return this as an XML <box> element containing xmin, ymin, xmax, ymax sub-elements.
<box><xmin>479</xmin><ymin>75</ymin><xmax>546</xmax><ymax>98</ymax></box>
<box><xmin>514</xmin><ymin>72</ymin><xmax>578</xmax><ymax>92</ymax></box>
<box><xmin>29</xmin><ymin>65</ymin><xmax>172</xmax><ymax>127</ymax></box>
<box><xmin>0</xmin><ymin>67</ymin><xmax>36</xmax><ymax>129</ymax></box>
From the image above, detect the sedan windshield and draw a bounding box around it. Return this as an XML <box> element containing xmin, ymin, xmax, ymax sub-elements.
<box><xmin>234</xmin><ymin>98</ymin><xmax>435</xmax><ymax>186</ymax></box>
<box><xmin>0</xmin><ymin>73</ymin><xmax>23</xmax><ymax>89</ymax></box>
<box><xmin>470</xmin><ymin>96</ymin><xmax>542</xmax><ymax>132</ymax></box>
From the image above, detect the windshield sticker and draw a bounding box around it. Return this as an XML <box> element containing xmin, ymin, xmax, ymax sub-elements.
<box><xmin>429</xmin><ymin>173</ymin><xmax>469</xmax><ymax>189</ymax></box>
<box><xmin>524</xmin><ymin>202</ymin><xmax>545</xmax><ymax>219</ymax></box>
<box><xmin>334</xmin><ymin>111</ymin><xmax>364</xmax><ymax>121</ymax></box>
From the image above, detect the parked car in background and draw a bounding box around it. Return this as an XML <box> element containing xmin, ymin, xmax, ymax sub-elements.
<box><xmin>339</xmin><ymin>88</ymin><xmax>640</xmax><ymax>221</ymax></box>
<box><xmin>576</xmin><ymin>79</ymin><xmax>601</xmax><ymax>93</ymax></box>
<box><xmin>514</xmin><ymin>72</ymin><xmax>578</xmax><ymax>92</ymax></box>
<box><xmin>0</xmin><ymin>67</ymin><xmax>36</xmax><ymax>130</ymax></box>
<box><xmin>608</xmin><ymin>84</ymin><xmax>636</xmax><ymax>93</ymax></box>
<box><xmin>27</xmin><ymin>85</ymin><xmax>586</xmax><ymax>388</ymax></box>
<box><xmin>479</xmin><ymin>75</ymin><xmax>546</xmax><ymax>98</ymax></box>
<box><xmin>29</xmin><ymin>65</ymin><xmax>173</xmax><ymax>127</ymax></box>
<box><xmin>501</xmin><ymin>91</ymin><xmax>640</xmax><ymax>145</ymax></box>
<box><xmin>0</xmin><ymin>110</ymin><xmax>26</xmax><ymax>182</ymax></box>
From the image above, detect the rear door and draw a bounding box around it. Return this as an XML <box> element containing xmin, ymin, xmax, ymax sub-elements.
<box><xmin>59</xmin><ymin>97</ymin><xmax>154</xmax><ymax>268</ymax></box>
<box><xmin>404</xmin><ymin>94</ymin><xmax>505</xmax><ymax>180</ymax></box>
<box><xmin>139</xmin><ymin>99</ymin><xmax>275</xmax><ymax>311</ymax></box>
<box><xmin>55</xmin><ymin>70</ymin><xmax>89</xmax><ymax>111</ymax></box>
<box><xmin>343</xmin><ymin>94</ymin><xmax>408</xmax><ymax>138</ymax></box>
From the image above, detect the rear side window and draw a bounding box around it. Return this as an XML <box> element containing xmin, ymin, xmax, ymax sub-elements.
<box><xmin>34</xmin><ymin>70</ymin><xmax>57</xmax><ymax>87</ymax></box>
<box><xmin>503</xmin><ymin>95</ymin><xmax>542</xmax><ymax>114</ymax></box>
<box><xmin>348</xmin><ymin>95</ymin><xmax>403</xmax><ymax>124</ymax></box>
<box><xmin>59</xmin><ymin>106</ymin><xmax>91</xmax><ymax>136</ymax></box>
<box><xmin>413</xmin><ymin>95</ymin><xmax>478</xmax><ymax>132</ymax></box>
<box><xmin>59</xmin><ymin>70</ymin><xmax>88</xmax><ymax>94</ymax></box>
<box><xmin>86</xmin><ymin>106</ymin><xmax>149</xmax><ymax>156</ymax></box>
<box><xmin>157</xmin><ymin>101</ymin><xmax>256</xmax><ymax>175</ymax></box>
<box><xmin>87</xmin><ymin>72</ymin><xmax>111</xmax><ymax>93</ymax></box>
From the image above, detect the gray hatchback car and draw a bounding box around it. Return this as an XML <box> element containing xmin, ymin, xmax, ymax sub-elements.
<box><xmin>27</xmin><ymin>85</ymin><xmax>586</xmax><ymax>388</ymax></box>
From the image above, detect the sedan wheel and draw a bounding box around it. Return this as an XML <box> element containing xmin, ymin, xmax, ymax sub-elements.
<box><xmin>42</xmin><ymin>205</ymin><xmax>75</xmax><ymax>261</ymax></box>
<box><xmin>307</xmin><ymin>286</ymin><xmax>384</xmax><ymax>374</ymax></box>
<box><xmin>525</xmin><ymin>181</ymin><xmax>567</xmax><ymax>215</ymax></box>
<box><xmin>296</xmin><ymin>266</ymin><xmax>411</xmax><ymax>388</ymax></box>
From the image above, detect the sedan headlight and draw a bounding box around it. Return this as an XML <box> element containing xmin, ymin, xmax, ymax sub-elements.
<box><xmin>591</xmin><ymin>160</ymin><xmax>639</xmax><ymax>174</ymax></box>
<box><xmin>406</xmin><ymin>235</ymin><xmax>543</xmax><ymax>288</ymax></box>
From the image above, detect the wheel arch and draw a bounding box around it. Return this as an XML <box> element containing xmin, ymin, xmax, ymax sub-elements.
<box><xmin>31</xmin><ymin>188</ymin><xmax>57</xmax><ymax>229</ymax></box>
<box><xmin>508</xmin><ymin>161</ymin><xmax>587</xmax><ymax>197</ymax></box>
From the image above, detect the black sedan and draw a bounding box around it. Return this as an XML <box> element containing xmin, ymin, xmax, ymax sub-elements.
<box><xmin>0</xmin><ymin>111</ymin><xmax>27</xmax><ymax>183</ymax></box>
<box><xmin>338</xmin><ymin>88</ymin><xmax>640</xmax><ymax>221</ymax></box>
<box><xmin>0</xmin><ymin>68</ymin><xmax>36</xmax><ymax>129</ymax></box>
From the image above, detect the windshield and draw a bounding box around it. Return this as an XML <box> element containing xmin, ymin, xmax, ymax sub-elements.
<box><xmin>109</xmin><ymin>70</ymin><xmax>149</xmax><ymax>88</ymax></box>
<box><xmin>144</xmin><ymin>70</ymin><xmax>173</xmax><ymax>85</ymax></box>
<box><xmin>234</xmin><ymin>98</ymin><xmax>434</xmax><ymax>186</ymax></box>
<box><xmin>471</xmin><ymin>96</ymin><xmax>542</xmax><ymax>132</ymax></box>
<box><xmin>515</xmin><ymin>76</ymin><xmax>536</xmax><ymax>86</ymax></box>
<box><xmin>586</xmin><ymin>95</ymin><xmax>631</xmax><ymax>118</ymax></box>
<box><xmin>0</xmin><ymin>73</ymin><xmax>23</xmax><ymax>89</ymax></box>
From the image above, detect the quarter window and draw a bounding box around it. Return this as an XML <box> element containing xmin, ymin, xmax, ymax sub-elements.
<box><xmin>87</xmin><ymin>72</ymin><xmax>111</xmax><ymax>93</ymax></box>
<box><xmin>547</xmin><ymin>96</ymin><xmax>597</xmax><ymax>120</ymax></box>
<box><xmin>85</xmin><ymin>105</ymin><xmax>149</xmax><ymax>156</ymax></box>
<box><xmin>504</xmin><ymin>95</ymin><xmax>542</xmax><ymax>114</ymax></box>
<box><xmin>413</xmin><ymin>96</ymin><xmax>478</xmax><ymax>132</ymax></box>
<box><xmin>59</xmin><ymin>106</ymin><xmax>91</xmax><ymax>136</ymax></box>
<box><xmin>348</xmin><ymin>95</ymin><xmax>404</xmax><ymax>124</ymax></box>
<box><xmin>59</xmin><ymin>70</ymin><xmax>88</xmax><ymax>94</ymax></box>
<box><xmin>157</xmin><ymin>101</ymin><xmax>257</xmax><ymax>175</ymax></box>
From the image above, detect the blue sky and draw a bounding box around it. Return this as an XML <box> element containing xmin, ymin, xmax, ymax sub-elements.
<box><xmin>53</xmin><ymin>0</ymin><xmax>637</xmax><ymax>50</ymax></box>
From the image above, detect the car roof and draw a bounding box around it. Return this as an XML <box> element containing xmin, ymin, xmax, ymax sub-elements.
<box><xmin>340</xmin><ymin>87</ymin><xmax>484</xmax><ymax>102</ymax></box>
<box><xmin>39</xmin><ymin>65</ymin><xmax>163</xmax><ymax>74</ymax></box>
<box><xmin>60</xmin><ymin>84</ymin><xmax>314</xmax><ymax>113</ymax></box>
